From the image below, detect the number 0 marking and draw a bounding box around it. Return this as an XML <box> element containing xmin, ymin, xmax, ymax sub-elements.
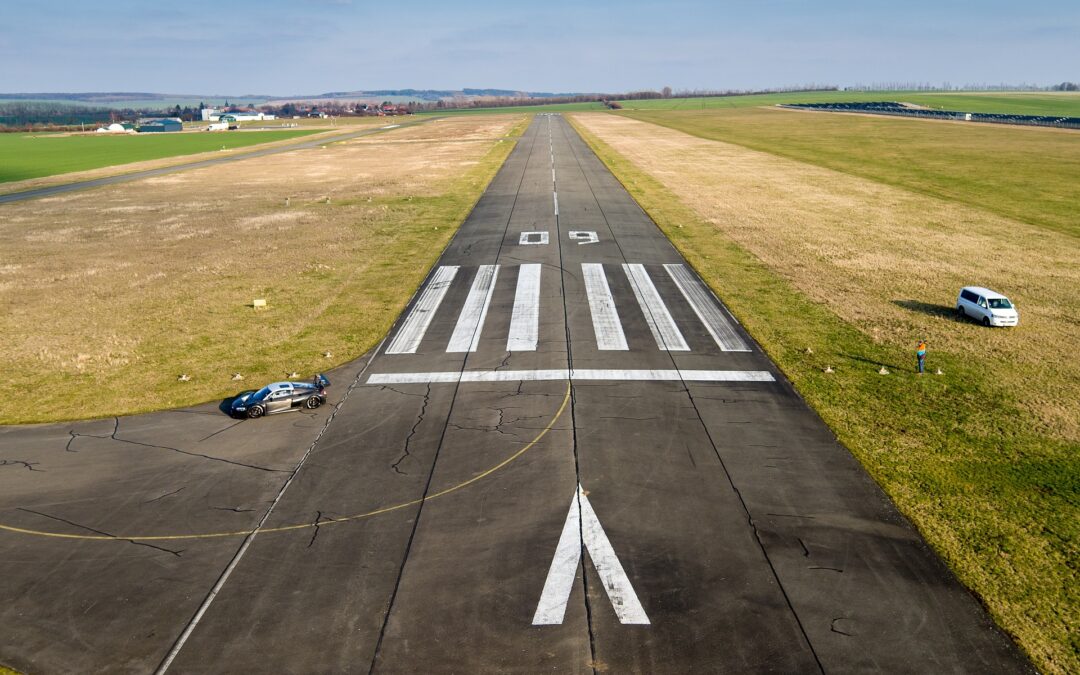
<box><xmin>569</xmin><ymin>231</ymin><xmax>599</xmax><ymax>245</ymax></box>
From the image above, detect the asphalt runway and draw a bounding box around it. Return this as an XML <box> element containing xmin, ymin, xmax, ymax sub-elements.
<box><xmin>0</xmin><ymin>115</ymin><xmax>1029</xmax><ymax>674</ymax></box>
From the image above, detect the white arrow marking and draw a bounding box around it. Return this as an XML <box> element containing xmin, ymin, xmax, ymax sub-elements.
<box><xmin>532</xmin><ymin>485</ymin><xmax>649</xmax><ymax>626</ymax></box>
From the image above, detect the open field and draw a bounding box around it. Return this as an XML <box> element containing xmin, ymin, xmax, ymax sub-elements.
<box><xmin>620</xmin><ymin>106</ymin><xmax>1080</xmax><ymax>237</ymax></box>
<box><xmin>191</xmin><ymin>116</ymin><xmax>405</xmax><ymax>130</ymax></box>
<box><xmin>0</xmin><ymin>130</ymin><xmax>323</xmax><ymax>184</ymax></box>
<box><xmin>426</xmin><ymin>91</ymin><xmax>1080</xmax><ymax>118</ymax></box>
<box><xmin>0</xmin><ymin>114</ymin><xmax>526</xmax><ymax>424</ymax></box>
<box><xmin>418</xmin><ymin>101</ymin><xmax>608</xmax><ymax>116</ymax></box>
<box><xmin>617</xmin><ymin>90</ymin><xmax>1080</xmax><ymax>116</ymax></box>
<box><xmin>571</xmin><ymin>112</ymin><xmax>1078</xmax><ymax>674</ymax></box>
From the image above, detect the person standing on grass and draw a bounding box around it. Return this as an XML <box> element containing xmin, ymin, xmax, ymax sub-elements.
<box><xmin>916</xmin><ymin>340</ymin><xmax>927</xmax><ymax>374</ymax></box>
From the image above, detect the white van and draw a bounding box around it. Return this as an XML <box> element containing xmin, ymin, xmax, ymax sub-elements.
<box><xmin>956</xmin><ymin>286</ymin><xmax>1019</xmax><ymax>327</ymax></box>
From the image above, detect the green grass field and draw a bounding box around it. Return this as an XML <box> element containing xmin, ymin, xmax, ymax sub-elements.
<box><xmin>426</xmin><ymin>91</ymin><xmax>1080</xmax><ymax>118</ymax></box>
<box><xmin>0</xmin><ymin>130</ymin><xmax>322</xmax><ymax>183</ymax></box>
<box><xmin>418</xmin><ymin>102</ymin><xmax>609</xmax><ymax>116</ymax></box>
<box><xmin>616</xmin><ymin>91</ymin><xmax>1080</xmax><ymax>116</ymax></box>
<box><xmin>570</xmin><ymin>112</ymin><xmax>1079</xmax><ymax>674</ymax></box>
<box><xmin>619</xmin><ymin>106</ymin><xmax>1080</xmax><ymax>237</ymax></box>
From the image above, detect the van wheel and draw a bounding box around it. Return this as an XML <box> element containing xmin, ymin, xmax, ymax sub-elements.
<box><xmin>956</xmin><ymin>306</ymin><xmax>966</xmax><ymax>319</ymax></box>
<box><xmin>982</xmin><ymin>317</ymin><xmax>991</xmax><ymax>327</ymax></box>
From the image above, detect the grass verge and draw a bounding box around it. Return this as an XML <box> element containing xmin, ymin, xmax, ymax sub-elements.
<box><xmin>1</xmin><ymin>115</ymin><xmax>528</xmax><ymax>423</ymax></box>
<box><xmin>619</xmin><ymin>107</ymin><xmax>1080</xmax><ymax>237</ymax></box>
<box><xmin>570</xmin><ymin>115</ymin><xmax>1078</xmax><ymax>674</ymax></box>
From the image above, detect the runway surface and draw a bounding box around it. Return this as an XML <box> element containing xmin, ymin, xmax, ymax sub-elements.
<box><xmin>0</xmin><ymin>115</ymin><xmax>1029</xmax><ymax>673</ymax></box>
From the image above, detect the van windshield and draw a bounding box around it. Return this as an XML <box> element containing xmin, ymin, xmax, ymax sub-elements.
<box><xmin>988</xmin><ymin>298</ymin><xmax>1013</xmax><ymax>309</ymax></box>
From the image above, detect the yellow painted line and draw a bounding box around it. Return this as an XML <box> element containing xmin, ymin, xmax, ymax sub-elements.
<box><xmin>0</xmin><ymin>382</ymin><xmax>571</xmax><ymax>543</ymax></box>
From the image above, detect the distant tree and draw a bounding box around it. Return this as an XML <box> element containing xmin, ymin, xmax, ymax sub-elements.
<box><xmin>662</xmin><ymin>86</ymin><xmax>672</xmax><ymax>98</ymax></box>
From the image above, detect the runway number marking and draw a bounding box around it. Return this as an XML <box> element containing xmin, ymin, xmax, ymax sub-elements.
<box><xmin>569</xmin><ymin>230</ymin><xmax>599</xmax><ymax>245</ymax></box>
<box><xmin>533</xmin><ymin>484</ymin><xmax>649</xmax><ymax>626</ymax></box>
<box><xmin>519</xmin><ymin>231</ymin><xmax>549</xmax><ymax>246</ymax></box>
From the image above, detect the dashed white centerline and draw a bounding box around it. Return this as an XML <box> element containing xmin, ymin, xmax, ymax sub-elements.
<box><xmin>447</xmin><ymin>265</ymin><xmax>499</xmax><ymax>352</ymax></box>
<box><xmin>582</xmin><ymin>264</ymin><xmax>628</xmax><ymax>350</ymax></box>
<box><xmin>507</xmin><ymin>264</ymin><xmax>541</xmax><ymax>352</ymax></box>
<box><xmin>623</xmin><ymin>264</ymin><xmax>689</xmax><ymax>351</ymax></box>
<box><xmin>385</xmin><ymin>266</ymin><xmax>459</xmax><ymax>354</ymax></box>
<box><xmin>553</xmin><ymin>192</ymin><xmax>559</xmax><ymax>216</ymax></box>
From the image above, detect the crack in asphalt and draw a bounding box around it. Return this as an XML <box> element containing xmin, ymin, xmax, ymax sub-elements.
<box><xmin>798</xmin><ymin>538</ymin><xmax>811</xmax><ymax>557</ymax></box>
<box><xmin>0</xmin><ymin>459</ymin><xmax>43</xmax><ymax>471</ymax></box>
<box><xmin>142</xmin><ymin>487</ymin><xmax>186</xmax><ymax>504</ymax></box>
<box><xmin>210</xmin><ymin>506</ymin><xmax>256</xmax><ymax>513</ymax></box>
<box><xmin>61</xmin><ymin>416</ymin><xmax>280</xmax><ymax>472</ymax></box>
<box><xmin>197</xmin><ymin>420</ymin><xmax>245</xmax><ymax>443</ymax></box>
<box><xmin>391</xmin><ymin>383</ymin><xmax>431</xmax><ymax>475</ymax></box>
<box><xmin>447</xmin><ymin>415</ymin><xmax>519</xmax><ymax>439</ymax></box>
<box><xmin>307</xmin><ymin>510</ymin><xmax>337</xmax><ymax>548</ymax></box>
<box><xmin>65</xmin><ymin>417</ymin><xmax>120</xmax><ymax>453</ymax></box>
<box><xmin>494</xmin><ymin>353</ymin><xmax>512</xmax><ymax>372</ymax></box>
<box><xmin>17</xmin><ymin>507</ymin><xmax>184</xmax><ymax>557</ymax></box>
<box><xmin>377</xmin><ymin>385</ymin><xmax>429</xmax><ymax>399</ymax></box>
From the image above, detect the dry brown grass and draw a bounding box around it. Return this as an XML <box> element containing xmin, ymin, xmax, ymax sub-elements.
<box><xmin>573</xmin><ymin>113</ymin><xmax>1080</xmax><ymax>443</ymax></box>
<box><xmin>0</xmin><ymin>115</ymin><xmax>525</xmax><ymax>423</ymax></box>
<box><xmin>571</xmin><ymin>112</ymin><xmax>1079</xmax><ymax>673</ymax></box>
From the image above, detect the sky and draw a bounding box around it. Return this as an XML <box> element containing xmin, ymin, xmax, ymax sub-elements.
<box><xmin>1</xmin><ymin>0</ymin><xmax>1077</xmax><ymax>95</ymax></box>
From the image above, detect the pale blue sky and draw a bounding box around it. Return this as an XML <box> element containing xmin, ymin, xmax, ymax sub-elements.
<box><xmin>1</xmin><ymin>0</ymin><xmax>1077</xmax><ymax>94</ymax></box>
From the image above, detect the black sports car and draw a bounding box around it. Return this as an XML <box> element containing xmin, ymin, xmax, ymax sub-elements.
<box><xmin>230</xmin><ymin>374</ymin><xmax>330</xmax><ymax>419</ymax></box>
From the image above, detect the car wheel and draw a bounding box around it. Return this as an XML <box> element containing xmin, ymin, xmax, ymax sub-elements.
<box><xmin>248</xmin><ymin>405</ymin><xmax>265</xmax><ymax>419</ymax></box>
<box><xmin>982</xmin><ymin>316</ymin><xmax>991</xmax><ymax>327</ymax></box>
<box><xmin>305</xmin><ymin>396</ymin><xmax>322</xmax><ymax>409</ymax></box>
<box><xmin>956</xmin><ymin>306</ymin><xmax>966</xmax><ymax>319</ymax></box>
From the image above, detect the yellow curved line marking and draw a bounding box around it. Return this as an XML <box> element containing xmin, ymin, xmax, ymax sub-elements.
<box><xmin>0</xmin><ymin>382</ymin><xmax>571</xmax><ymax>542</ymax></box>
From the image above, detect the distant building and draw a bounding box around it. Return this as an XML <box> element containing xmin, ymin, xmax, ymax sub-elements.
<box><xmin>219</xmin><ymin>112</ymin><xmax>276</xmax><ymax>122</ymax></box>
<box><xmin>96</xmin><ymin>122</ymin><xmax>135</xmax><ymax>133</ymax></box>
<box><xmin>201</xmin><ymin>108</ymin><xmax>221</xmax><ymax>121</ymax></box>
<box><xmin>137</xmin><ymin>118</ymin><xmax>183</xmax><ymax>133</ymax></box>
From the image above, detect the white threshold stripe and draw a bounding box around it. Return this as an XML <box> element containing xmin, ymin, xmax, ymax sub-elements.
<box><xmin>507</xmin><ymin>264</ymin><xmax>541</xmax><ymax>351</ymax></box>
<box><xmin>582</xmin><ymin>263</ymin><xmax>628</xmax><ymax>350</ymax></box>
<box><xmin>533</xmin><ymin>484</ymin><xmax>649</xmax><ymax>625</ymax></box>
<box><xmin>623</xmin><ymin>264</ymin><xmax>689</xmax><ymax>351</ymax></box>
<box><xmin>385</xmin><ymin>266</ymin><xmax>459</xmax><ymax>354</ymax></box>
<box><xmin>447</xmin><ymin>265</ymin><xmax>499</xmax><ymax>353</ymax></box>
<box><xmin>366</xmin><ymin>369</ymin><xmax>775</xmax><ymax>384</ymax></box>
<box><xmin>664</xmin><ymin>264</ymin><xmax>751</xmax><ymax>352</ymax></box>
